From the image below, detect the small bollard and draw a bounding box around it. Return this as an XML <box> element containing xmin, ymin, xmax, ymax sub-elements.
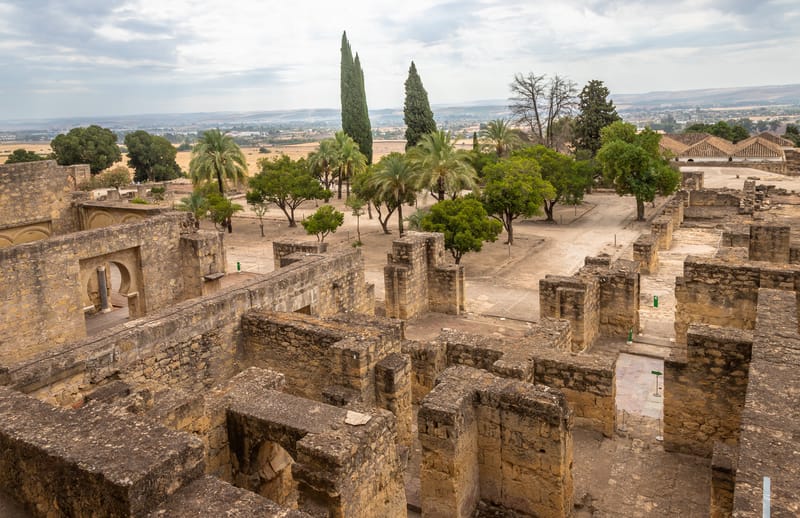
<box><xmin>236</xmin><ymin>261</ymin><xmax>241</xmax><ymax>272</ymax></box>
<box><xmin>654</xmin><ymin>295</ymin><xmax>659</xmax><ymax>308</ymax></box>
<box><xmin>627</xmin><ymin>328</ymin><xmax>633</xmax><ymax>344</ymax></box>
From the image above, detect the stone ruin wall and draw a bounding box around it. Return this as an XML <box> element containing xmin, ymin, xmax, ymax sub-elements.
<box><xmin>540</xmin><ymin>256</ymin><xmax>640</xmax><ymax>350</ymax></box>
<box><xmin>681</xmin><ymin>160</ymin><xmax>787</xmax><ymax>175</ymax></box>
<box><xmin>0</xmin><ymin>161</ymin><xmax>91</xmax><ymax>247</ymax></box>
<box><xmin>241</xmin><ymin>310</ymin><xmax>413</xmax><ymax>448</ymax></box>
<box><xmin>418</xmin><ymin>366</ymin><xmax>573</xmax><ymax>517</ymax></box>
<box><xmin>404</xmin><ymin>323</ymin><xmax>616</xmax><ymax>438</ymax></box>
<box><xmin>77</xmin><ymin>202</ymin><xmax>175</xmax><ymax>230</ymax></box>
<box><xmin>0</xmin><ymin>213</ymin><xmax>225</xmax><ymax>359</ymax></box>
<box><xmin>273</xmin><ymin>240</ymin><xmax>328</xmax><ymax>270</ymax></box>
<box><xmin>384</xmin><ymin>232</ymin><xmax>465</xmax><ymax>319</ymax></box>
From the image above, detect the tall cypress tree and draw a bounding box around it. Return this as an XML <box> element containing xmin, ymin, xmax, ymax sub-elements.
<box><xmin>340</xmin><ymin>32</ymin><xmax>373</xmax><ymax>164</ymax></box>
<box><xmin>573</xmin><ymin>79</ymin><xmax>620</xmax><ymax>157</ymax></box>
<box><xmin>403</xmin><ymin>61</ymin><xmax>436</xmax><ymax>150</ymax></box>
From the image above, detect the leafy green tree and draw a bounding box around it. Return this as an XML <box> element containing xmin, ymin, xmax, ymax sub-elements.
<box><xmin>403</xmin><ymin>61</ymin><xmax>437</xmax><ymax>150</ymax></box>
<box><xmin>481</xmin><ymin>156</ymin><xmax>555</xmax><ymax>244</ymax></box>
<box><xmin>124</xmin><ymin>130</ymin><xmax>181</xmax><ymax>182</ymax></box>
<box><xmin>420</xmin><ymin>197</ymin><xmax>502</xmax><ymax>264</ymax></box>
<box><xmin>4</xmin><ymin>148</ymin><xmax>48</xmax><ymax>164</ymax></box>
<box><xmin>302</xmin><ymin>205</ymin><xmax>344</xmax><ymax>242</ymax></box>
<box><xmin>597</xmin><ymin>121</ymin><xmax>680</xmax><ymax>221</ymax></box>
<box><xmin>481</xmin><ymin>119</ymin><xmax>522</xmax><ymax>157</ymax></box>
<box><xmin>784</xmin><ymin>124</ymin><xmax>800</xmax><ymax>146</ymax></box>
<box><xmin>370</xmin><ymin>152</ymin><xmax>419</xmax><ymax>236</ymax></box>
<box><xmin>352</xmin><ymin>167</ymin><xmax>395</xmax><ymax>234</ymax></box>
<box><xmin>514</xmin><ymin>146</ymin><xmax>591</xmax><ymax>222</ymax></box>
<box><xmin>250</xmin><ymin>154</ymin><xmax>331</xmax><ymax>227</ymax></box>
<box><xmin>51</xmin><ymin>125</ymin><xmax>122</xmax><ymax>174</ymax></box>
<box><xmin>346</xmin><ymin>196</ymin><xmax>366</xmax><ymax>243</ymax></box>
<box><xmin>189</xmin><ymin>129</ymin><xmax>247</xmax><ymax>232</ymax></box>
<box><xmin>308</xmin><ymin>139</ymin><xmax>339</xmax><ymax>197</ymax></box>
<box><xmin>409</xmin><ymin>130</ymin><xmax>477</xmax><ymax>201</ymax></box>
<box><xmin>206</xmin><ymin>192</ymin><xmax>243</xmax><ymax>232</ymax></box>
<box><xmin>332</xmin><ymin>130</ymin><xmax>367</xmax><ymax>199</ymax></box>
<box><xmin>340</xmin><ymin>32</ymin><xmax>373</xmax><ymax>164</ymax></box>
<box><xmin>684</xmin><ymin>121</ymin><xmax>750</xmax><ymax>143</ymax></box>
<box><xmin>572</xmin><ymin>80</ymin><xmax>620</xmax><ymax>157</ymax></box>
<box><xmin>245</xmin><ymin>189</ymin><xmax>270</xmax><ymax>237</ymax></box>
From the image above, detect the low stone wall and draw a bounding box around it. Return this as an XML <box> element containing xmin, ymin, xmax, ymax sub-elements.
<box><xmin>540</xmin><ymin>275</ymin><xmax>599</xmax><ymax>351</ymax></box>
<box><xmin>0</xmin><ymin>386</ymin><xmax>205</xmax><ymax>517</ymax></box>
<box><xmin>226</xmin><ymin>387</ymin><xmax>406</xmax><ymax>518</ymax></box>
<box><xmin>418</xmin><ymin>366</ymin><xmax>573</xmax><ymax>517</ymax></box>
<box><xmin>663</xmin><ymin>325</ymin><xmax>752</xmax><ymax>457</ymax></box>
<box><xmin>273</xmin><ymin>240</ymin><xmax>328</xmax><ymax>270</ymax></box>
<box><xmin>384</xmin><ymin>232</ymin><xmax>464</xmax><ymax>319</ymax></box>
<box><xmin>749</xmin><ymin>224</ymin><xmax>790</xmax><ymax>263</ymax></box>
<box><xmin>682</xmin><ymin>160</ymin><xmax>786</xmax><ymax>175</ymax></box>
<box><xmin>78</xmin><ymin>201</ymin><xmax>173</xmax><ymax>230</ymax></box>
<box><xmin>404</xmin><ymin>324</ymin><xmax>616</xmax><ymax>437</ymax></box>
<box><xmin>681</xmin><ymin>170</ymin><xmax>704</xmax><ymax>190</ymax></box>
<box><xmin>241</xmin><ymin>310</ymin><xmax>412</xmax><ymax>447</ymax></box>
<box><xmin>634</xmin><ymin>234</ymin><xmax>659</xmax><ymax>274</ymax></box>
<box><xmin>2</xmin><ymin>248</ymin><xmax>375</xmax><ymax>407</ymax></box>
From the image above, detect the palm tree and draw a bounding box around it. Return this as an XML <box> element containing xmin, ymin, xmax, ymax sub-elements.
<box><xmin>189</xmin><ymin>129</ymin><xmax>248</xmax><ymax>232</ymax></box>
<box><xmin>481</xmin><ymin>118</ymin><xmax>523</xmax><ymax>157</ymax></box>
<box><xmin>408</xmin><ymin>130</ymin><xmax>477</xmax><ymax>201</ymax></box>
<box><xmin>308</xmin><ymin>139</ymin><xmax>339</xmax><ymax>197</ymax></box>
<box><xmin>371</xmin><ymin>153</ymin><xmax>419</xmax><ymax>235</ymax></box>
<box><xmin>175</xmin><ymin>192</ymin><xmax>208</xmax><ymax>229</ymax></box>
<box><xmin>333</xmin><ymin>131</ymin><xmax>367</xmax><ymax>199</ymax></box>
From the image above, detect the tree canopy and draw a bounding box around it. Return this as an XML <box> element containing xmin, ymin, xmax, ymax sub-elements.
<box><xmin>784</xmin><ymin>124</ymin><xmax>800</xmax><ymax>147</ymax></box>
<box><xmin>4</xmin><ymin>148</ymin><xmax>48</xmax><ymax>164</ymax></box>
<box><xmin>403</xmin><ymin>61</ymin><xmax>437</xmax><ymax>150</ymax></box>
<box><xmin>302</xmin><ymin>205</ymin><xmax>344</xmax><ymax>242</ymax></box>
<box><xmin>481</xmin><ymin>155</ymin><xmax>555</xmax><ymax>244</ymax></box>
<box><xmin>249</xmin><ymin>154</ymin><xmax>330</xmax><ymax>227</ymax></box>
<box><xmin>513</xmin><ymin>146</ymin><xmax>591</xmax><ymax>222</ymax></box>
<box><xmin>370</xmin><ymin>152</ymin><xmax>419</xmax><ymax>235</ymax></box>
<box><xmin>597</xmin><ymin>121</ymin><xmax>680</xmax><ymax>220</ymax></box>
<box><xmin>420</xmin><ymin>197</ymin><xmax>502</xmax><ymax>264</ymax></box>
<box><xmin>572</xmin><ymin>79</ymin><xmax>620</xmax><ymax>157</ymax></box>
<box><xmin>340</xmin><ymin>32</ymin><xmax>373</xmax><ymax>164</ymax></box>
<box><xmin>408</xmin><ymin>130</ymin><xmax>477</xmax><ymax>201</ymax></box>
<box><xmin>509</xmin><ymin>72</ymin><xmax>577</xmax><ymax>149</ymax></box>
<box><xmin>481</xmin><ymin>119</ymin><xmax>522</xmax><ymax>157</ymax></box>
<box><xmin>124</xmin><ymin>130</ymin><xmax>181</xmax><ymax>182</ymax></box>
<box><xmin>51</xmin><ymin>125</ymin><xmax>121</xmax><ymax>174</ymax></box>
<box><xmin>684</xmin><ymin>121</ymin><xmax>749</xmax><ymax>143</ymax></box>
<box><xmin>332</xmin><ymin>130</ymin><xmax>367</xmax><ymax>199</ymax></box>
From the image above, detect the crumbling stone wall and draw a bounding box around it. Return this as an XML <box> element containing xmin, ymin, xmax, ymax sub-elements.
<box><xmin>226</xmin><ymin>387</ymin><xmax>407</xmax><ymax>518</ymax></box>
<box><xmin>682</xmin><ymin>170</ymin><xmax>704</xmax><ymax>190</ymax></box>
<box><xmin>540</xmin><ymin>256</ymin><xmax>640</xmax><ymax>349</ymax></box>
<box><xmin>0</xmin><ymin>386</ymin><xmax>205</xmax><ymax>517</ymax></box>
<box><xmin>2</xmin><ymin>248</ymin><xmax>375</xmax><ymax>407</ymax></box>
<box><xmin>748</xmin><ymin>224</ymin><xmax>790</xmax><ymax>263</ymax></box>
<box><xmin>0</xmin><ymin>213</ymin><xmax>224</xmax><ymax>359</ymax></box>
<box><xmin>711</xmin><ymin>443</ymin><xmax>737</xmax><ymax>518</ymax></box>
<box><xmin>404</xmin><ymin>324</ymin><xmax>616</xmax><ymax>437</ymax></box>
<box><xmin>684</xmin><ymin>189</ymin><xmax>744</xmax><ymax>219</ymax></box>
<box><xmin>418</xmin><ymin>366</ymin><xmax>573</xmax><ymax>517</ymax></box>
<box><xmin>273</xmin><ymin>240</ymin><xmax>328</xmax><ymax>270</ymax></box>
<box><xmin>242</xmin><ymin>311</ymin><xmax>412</xmax><ymax>447</ymax></box>
<box><xmin>633</xmin><ymin>234</ymin><xmax>659</xmax><ymax>274</ymax></box>
<box><xmin>384</xmin><ymin>232</ymin><xmax>464</xmax><ymax>319</ymax></box>
<box><xmin>663</xmin><ymin>325</ymin><xmax>752</xmax><ymax>457</ymax></box>
<box><xmin>77</xmin><ymin>202</ymin><xmax>173</xmax><ymax>230</ymax></box>
<box><xmin>0</xmin><ymin>161</ymin><xmax>91</xmax><ymax>247</ymax></box>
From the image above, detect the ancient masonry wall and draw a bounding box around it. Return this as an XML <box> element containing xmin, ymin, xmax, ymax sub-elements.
<box><xmin>404</xmin><ymin>323</ymin><xmax>616</xmax><ymax>437</ymax></box>
<box><xmin>1</xmin><ymin>248</ymin><xmax>375</xmax><ymax>407</ymax></box>
<box><xmin>673</xmin><ymin>255</ymin><xmax>800</xmax><ymax>344</ymax></box>
<box><xmin>0</xmin><ymin>161</ymin><xmax>91</xmax><ymax>247</ymax></box>
<box><xmin>632</xmin><ymin>193</ymin><xmax>685</xmax><ymax>274</ymax></box>
<box><xmin>663</xmin><ymin>325</ymin><xmax>752</xmax><ymax>457</ymax></box>
<box><xmin>273</xmin><ymin>240</ymin><xmax>328</xmax><ymax>270</ymax></box>
<box><xmin>540</xmin><ymin>256</ymin><xmax>640</xmax><ymax>349</ymax></box>
<box><xmin>226</xmin><ymin>383</ymin><xmax>407</xmax><ymax>517</ymax></box>
<box><xmin>384</xmin><ymin>232</ymin><xmax>464</xmax><ymax>319</ymax></box>
<box><xmin>77</xmin><ymin>202</ymin><xmax>174</xmax><ymax>230</ymax></box>
<box><xmin>418</xmin><ymin>366</ymin><xmax>573</xmax><ymax>517</ymax></box>
<box><xmin>0</xmin><ymin>213</ymin><xmax>226</xmax><ymax>358</ymax></box>
<box><xmin>723</xmin><ymin>224</ymin><xmax>800</xmax><ymax>264</ymax></box>
<box><xmin>242</xmin><ymin>310</ymin><xmax>412</xmax><ymax>447</ymax></box>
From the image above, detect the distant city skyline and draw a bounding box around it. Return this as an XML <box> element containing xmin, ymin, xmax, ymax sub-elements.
<box><xmin>1</xmin><ymin>0</ymin><xmax>799</xmax><ymax>120</ymax></box>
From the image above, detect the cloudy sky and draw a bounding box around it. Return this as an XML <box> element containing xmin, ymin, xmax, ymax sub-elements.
<box><xmin>0</xmin><ymin>0</ymin><xmax>798</xmax><ymax>120</ymax></box>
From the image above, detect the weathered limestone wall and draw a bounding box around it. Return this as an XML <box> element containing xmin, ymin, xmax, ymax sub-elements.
<box><xmin>634</xmin><ymin>234</ymin><xmax>659</xmax><ymax>274</ymax></box>
<box><xmin>673</xmin><ymin>256</ymin><xmax>800</xmax><ymax>344</ymax></box>
<box><xmin>2</xmin><ymin>249</ymin><xmax>375</xmax><ymax>407</ymax></box>
<box><xmin>539</xmin><ymin>275</ymin><xmax>599</xmax><ymax>351</ymax></box>
<box><xmin>0</xmin><ymin>213</ymin><xmax>223</xmax><ymax>358</ymax></box>
<box><xmin>180</xmin><ymin>230</ymin><xmax>227</xmax><ymax>298</ymax></box>
<box><xmin>241</xmin><ymin>310</ymin><xmax>412</xmax><ymax>446</ymax></box>
<box><xmin>732</xmin><ymin>289</ymin><xmax>800</xmax><ymax>516</ymax></box>
<box><xmin>541</xmin><ymin>256</ymin><xmax>640</xmax><ymax>348</ymax></box>
<box><xmin>384</xmin><ymin>232</ymin><xmax>464</xmax><ymax>319</ymax></box>
<box><xmin>682</xmin><ymin>170</ymin><xmax>704</xmax><ymax>190</ymax></box>
<box><xmin>748</xmin><ymin>224</ymin><xmax>790</xmax><ymax>263</ymax></box>
<box><xmin>684</xmin><ymin>189</ymin><xmax>744</xmax><ymax>219</ymax></box>
<box><xmin>651</xmin><ymin>216</ymin><xmax>674</xmax><ymax>250</ymax></box>
<box><xmin>226</xmin><ymin>388</ymin><xmax>406</xmax><ymax>518</ymax></box>
<box><xmin>77</xmin><ymin>202</ymin><xmax>173</xmax><ymax>230</ymax></box>
<box><xmin>404</xmin><ymin>324</ymin><xmax>616</xmax><ymax>437</ymax></box>
<box><xmin>273</xmin><ymin>240</ymin><xmax>328</xmax><ymax>269</ymax></box>
<box><xmin>0</xmin><ymin>161</ymin><xmax>91</xmax><ymax>247</ymax></box>
<box><xmin>0</xmin><ymin>386</ymin><xmax>205</xmax><ymax>517</ymax></box>
<box><xmin>418</xmin><ymin>366</ymin><xmax>573</xmax><ymax>518</ymax></box>
<box><xmin>711</xmin><ymin>443</ymin><xmax>737</xmax><ymax>518</ymax></box>
<box><xmin>663</xmin><ymin>325</ymin><xmax>752</xmax><ymax>457</ymax></box>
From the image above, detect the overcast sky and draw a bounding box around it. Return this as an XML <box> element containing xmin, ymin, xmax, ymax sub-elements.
<box><xmin>0</xmin><ymin>0</ymin><xmax>798</xmax><ymax>120</ymax></box>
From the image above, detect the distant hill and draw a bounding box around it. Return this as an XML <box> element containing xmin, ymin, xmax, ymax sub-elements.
<box><xmin>613</xmin><ymin>84</ymin><xmax>800</xmax><ymax>110</ymax></box>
